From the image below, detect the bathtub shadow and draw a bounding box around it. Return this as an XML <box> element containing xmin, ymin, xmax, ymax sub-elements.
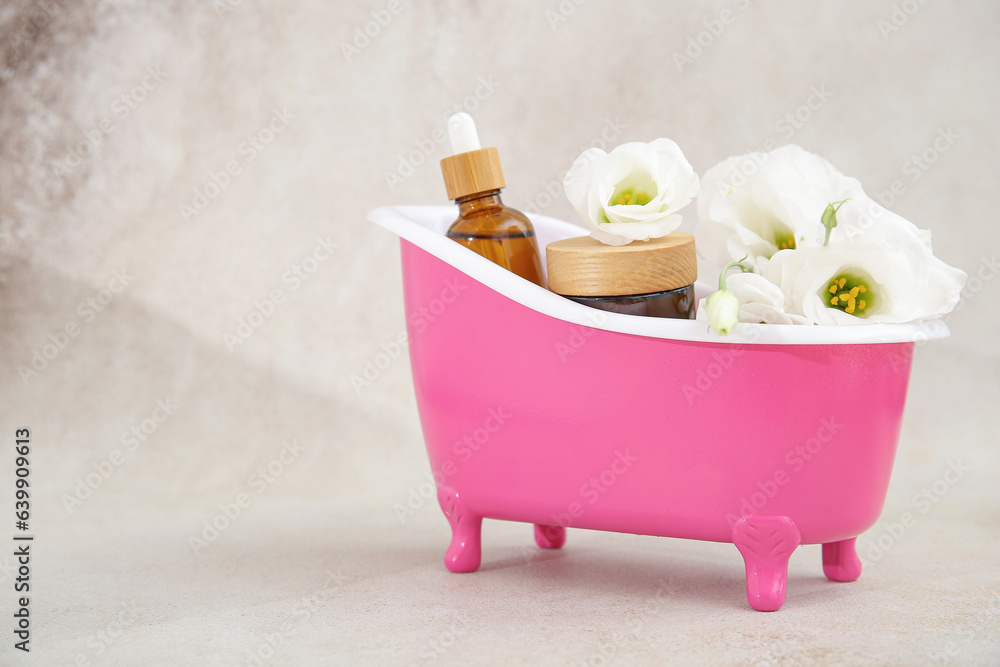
<box><xmin>473</xmin><ymin>537</ymin><xmax>858</xmax><ymax>611</ymax></box>
<box><xmin>476</xmin><ymin>538</ymin><xmax>746</xmax><ymax>609</ymax></box>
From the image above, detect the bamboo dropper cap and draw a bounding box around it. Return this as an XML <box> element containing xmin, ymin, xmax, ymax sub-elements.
<box><xmin>546</xmin><ymin>233</ymin><xmax>697</xmax><ymax>297</ymax></box>
<box><xmin>440</xmin><ymin>147</ymin><xmax>505</xmax><ymax>200</ymax></box>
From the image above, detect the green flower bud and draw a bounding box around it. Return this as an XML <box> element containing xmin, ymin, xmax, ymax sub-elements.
<box><xmin>705</xmin><ymin>288</ymin><xmax>741</xmax><ymax>335</ymax></box>
<box><xmin>705</xmin><ymin>256</ymin><xmax>749</xmax><ymax>335</ymax></box>
<box><xmin>821</xmin><ymin>199</ymin><xmax>850</xmax><ymax>246</ymax></box>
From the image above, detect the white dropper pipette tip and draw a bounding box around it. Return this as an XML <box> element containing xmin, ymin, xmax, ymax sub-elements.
<box><xmin>447</xmin><ymin>112</ymin><xmax>481</xmax><ymax>155</ymax></box>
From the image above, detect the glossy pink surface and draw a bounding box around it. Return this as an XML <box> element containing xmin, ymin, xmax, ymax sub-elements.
<box><xmin>400</xmin><ymin>240</ymin><xmax>914</xmax><ymax>610</ymax></box>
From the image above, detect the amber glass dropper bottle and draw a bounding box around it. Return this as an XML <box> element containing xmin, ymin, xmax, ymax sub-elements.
<box><xmin>439</xmin><ymin>113</ymin><xmax>545</xmax><ymax>288</ymax></box>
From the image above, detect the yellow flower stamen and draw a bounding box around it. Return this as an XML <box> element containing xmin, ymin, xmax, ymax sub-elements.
<box><xmin>822</xmin><ymin>272</ymin><xmax>875</xmax><ymax>318</ymax></box>
<box><xmin>609</xmin><ymin>188</ymin><xmax>651</xmax><ymax>207</ymax></box>
<box><xmin>773</xmin><ymin>228</ymin><xmax>796</xmax><ymax>251</ymax></box>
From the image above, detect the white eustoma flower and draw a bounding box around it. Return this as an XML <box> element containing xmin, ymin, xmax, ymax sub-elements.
<box><xmin>695</xmin><ymin>145</ymin><xmax>866</xmax><ymax>273</ymax></box>
<box><xmin>697</xmin><ymin>271</ymin><xmax>811</xmax><ymax>327</ymax></box>
<box><xmin>764</xmin><ymin>198</ymin><xmax>967</xmax><ymax>325</ymax></box>
<box><xmin>563</xmin><ymin>138</ymin><xmax>700</xmax><ymax>246</ymax></box>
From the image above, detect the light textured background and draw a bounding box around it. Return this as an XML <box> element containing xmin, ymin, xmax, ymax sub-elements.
<box><xmin>1</xmin><ymin>1</ymin><xmax>998</xmax><ymax>664</ymax></box>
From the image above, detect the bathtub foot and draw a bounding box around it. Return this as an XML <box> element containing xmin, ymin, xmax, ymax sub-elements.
<box><xmin>822</xmin><ymin>537</ymin><xmax>862</xmax><ymax>582</ymax></box>
<box><xmin>534</xmin><ymin>524</ymin><xmax>566</xmax><ymax>549</ymax></box>
<box><xmin>436</xmin><ymin>486</ymin><xmax>482</xmax><ymax>573</ymax></box>
<box><xmin>732</xmin><ymin>515</ymin><xmax>801</xmax><ymax>612</ymax></box>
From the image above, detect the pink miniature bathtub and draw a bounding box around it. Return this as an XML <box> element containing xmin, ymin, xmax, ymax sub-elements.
<box><xmin>368</xmin><ymin>205</ymin><xmax>949</xmax><ymax>611</ymax></box>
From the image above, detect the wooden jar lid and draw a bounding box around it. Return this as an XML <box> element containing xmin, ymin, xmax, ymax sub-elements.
<box><xmin>440</xmin><ymin>147</ymin><xmax>505</xmax><ymax>200</ymax></box>
<box><xmin>546</xmin><ymin>233</ymin><xmax>697</xmax><ymax>297</ymax></box>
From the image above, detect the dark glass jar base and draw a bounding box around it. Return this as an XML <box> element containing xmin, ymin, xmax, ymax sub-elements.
<box><xmin>564</xmin><ymin>284</ymin><xmax>695</xmax><ymax>319</ymax></box>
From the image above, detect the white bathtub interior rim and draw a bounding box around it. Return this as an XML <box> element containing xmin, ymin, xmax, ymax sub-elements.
<box><xmin>368</xmin><ymin>205</ymin><xmax>951</xmax><ymax>346</ymax></box>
